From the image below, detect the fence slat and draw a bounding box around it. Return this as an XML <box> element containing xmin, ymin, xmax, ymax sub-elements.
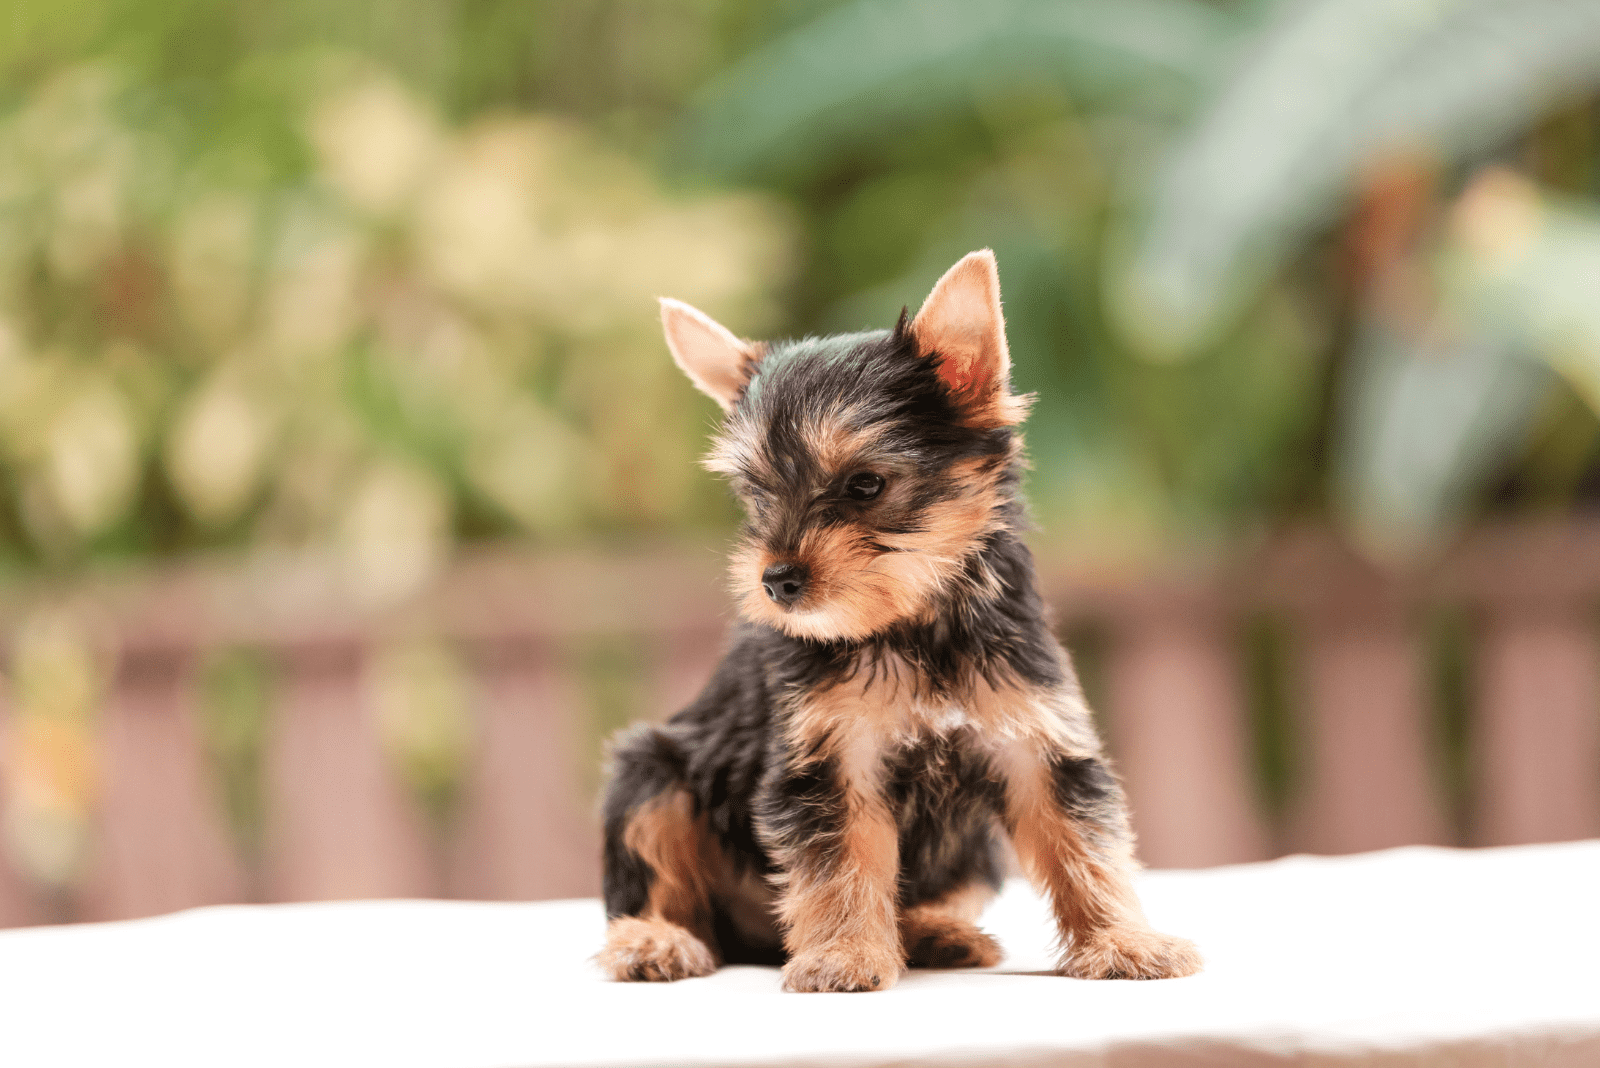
<box><xmin>448</xmin><ymin>642</ymin><xmax>598</xmax><ymax>900</ymax></box>
<box><xmin>80</xmin><ymin>653</ymin><xmax>247</xmax><ymax>920</ymax></box>
<box><xmin>265</xmin><ymin>645</ymin><xmax>433</xmax><ymax>901</ymax></box>
<box><xmin>0</xmin><ymin>689</ymin><xmax>42</xmax><ymax>927</ymax></box>
<box><xmin>1293</xmin><ymin>620</ymin><xmax>1448</xmax><ymax>853</ymax></box>
<box><xmin>1106</xmin><ymin>609</ymin><xmax>1270</xmax><ymax>868</ymax></box>
<box><xmin>1476</xmin><ymin>609</ymin><xmax>1600</xmax><ymax>846</ymax></box>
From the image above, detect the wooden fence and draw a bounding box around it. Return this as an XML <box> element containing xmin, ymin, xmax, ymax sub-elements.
<box><xmin>0</xmin><ymin>521</ymin><xmax>1597</xmax><ymax>928</ymax></box>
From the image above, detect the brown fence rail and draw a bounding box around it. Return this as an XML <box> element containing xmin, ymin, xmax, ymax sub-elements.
<box><xmin>1</xmin><ymin>521</ymin><xmax>1597</xmax><ymax>928</ymax></box>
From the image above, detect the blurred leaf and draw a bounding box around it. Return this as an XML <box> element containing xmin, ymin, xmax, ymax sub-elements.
<box><xmin>198</xmin><ymin>648</ymin><xmax>273</xmax><ymax>861</ymax></box>
<box><xmin>1334</xmin><ymin>318</ymin><xmax>1550</xmax><ymax>559</ymax></box>
<box><xmin>1115</xmin><ymin>0</ymin><xmax>1600</xmax><ymax>359</ymax></box>
<box><xmin>687</xmin><ymin>0</ymin><xmax>1233</xmax><ymax>181</ymax></box>
<box><xmin>1440</xmin><ymin>169</ymin><xmax>1600</xmax><ymax>408</ymax></box>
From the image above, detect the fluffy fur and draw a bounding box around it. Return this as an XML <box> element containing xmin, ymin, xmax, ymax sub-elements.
<box><xmin>600</xmin><ymin>250</ymin><xmax>1201</xmax><ymax>991</ymax></box>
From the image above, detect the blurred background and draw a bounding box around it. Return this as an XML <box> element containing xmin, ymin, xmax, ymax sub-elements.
<box><xmin>1</xmin><ymin>0</ymin><xmax>1599</xmax><ymax>924</ymax></box>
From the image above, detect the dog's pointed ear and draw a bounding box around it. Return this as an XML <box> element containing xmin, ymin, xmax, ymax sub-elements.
<box><xmin>908</xmin><ymin>250</ymin><xmax>1029</xmax><ymax>427</ymax></box>
<box><xmin>660</xmin><ymin>298</ymin><xmax>760</xmax><ymax>411</ymax></box>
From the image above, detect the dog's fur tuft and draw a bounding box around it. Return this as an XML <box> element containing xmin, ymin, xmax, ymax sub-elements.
<box><xmin>599</xmin><ymin>250</ymin><xmax>1199</xmax><ymax>991</ymax></box>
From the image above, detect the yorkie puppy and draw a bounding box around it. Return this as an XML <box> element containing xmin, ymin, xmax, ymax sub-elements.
<box><xmin>597</xmin><ymin>250</ymin><xmax>1201</xmax><ymax>992</ymax></box>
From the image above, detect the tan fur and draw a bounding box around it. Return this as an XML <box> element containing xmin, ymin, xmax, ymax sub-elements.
<box><xmin>784</xmin><ymin>656</ymin><xmax>911</xmax><ymax>757</ymax></box>
<box><xmin>595</xmin><ymin>916</ymin><xmax>717</xmax><ymax>982</ymax></box>
<box><xmin>732</xmin><ymin>453</ymin><xmax>1013</xmax><ymax>642</ymax></box>
<box><xmin>910</xmin><ymin>250</ymin><xmax>1032</xmax><ymax>428</ymax></box>
<box><xmin>786</xmin><ymin>653</ymin><xmax>1097</xmax><ymax>761</ymax></box>
<box><xmin>768</xmin><ymin>739</ymin><xmax>904</xmax><ymax>993</ymax></box>
<box><xmin>623</xmin><ymin>789</ymin><xmax>717</xmax><ymax>937</ymax></box>
<box><xmin>1064</xmin><ymin>923</ymin><xmax>1204</xmax><ymax>981</ymax></box>
<box><xmin>800</xmin><ymin>407</ymin><xmax>890</xmax><ymax>476</ymax></box>
<box><xmin>900</xmin><ymin>882</ymin><xmax>1003</xmax><ymax>968</ymax></box>
<box><xmin>702</xmin><ymin>408</ymin><xmax>770</xmax><ymax>481</ymax></box>
<box><xmin>777</xmin><ymin>805</ymin><xmax>903</xmax><ymax>992</ymax></box>
<box><xmin>997</xmin><ymin>741</ymin><xmax>1201</xmax><ymax>980</ymax></box>
<box><xmin>921</xmin><ymin>878</ymin><xmax>998</xmax><ymax>923</ymax></box>
<box><xmin>597</xmin><ymin>790</ymin><xmax>721</xmax><ymax>982</ymax></box>
<box><xmin>646</xmin><ymin>249</ymin><xmax>1194</xmax><ymax>992</ymax></box>
<box><xmin>715</xmin><ymin>864</ymin><xmax>782</xmax><ymax>950</ymax></box>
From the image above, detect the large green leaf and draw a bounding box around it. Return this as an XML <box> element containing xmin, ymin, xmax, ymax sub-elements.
<box><xmin>1336</xmin><ymin>175</ymin><xmax>1600</xmax><ymax>555</ymax></box>
<box><xmin>1334</xmin><ymin>320</ymin><xmax>1550</xmax><ymax>559</ymax></box>
<box><xmin>686</xmin><ymin>0</ymin><xmax>1234</xmax><ymax>182</ymax></box>
<box><xmin>1440</xmin><ymin>173</ymin><xmax>1600</xmax><ymax>411</ymax></box>
<box><xmin>1113</xmin><ymin>0</ymin><xmax>1600</xmax><ymax>360</ymax></box>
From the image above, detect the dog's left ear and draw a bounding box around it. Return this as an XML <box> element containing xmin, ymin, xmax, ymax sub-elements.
<box><xmin>660</xmin><ymin>298</ymin><xmax>760</xmax><ymax>411</ymax></box>
<box><xmin>907</xmin><ymin>249</ymin><xmax>1029</xmax><ymax>427</ymax></box>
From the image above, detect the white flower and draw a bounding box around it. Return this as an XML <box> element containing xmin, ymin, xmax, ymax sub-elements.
<box><xmin>168</xmin><ymin>371</ymin><xmax>274</xmax><ymax>526</ymax></box>
<box><xmin>337</xmin><ymin>462</ymin><xmax>451</xmax><ymax>606</ymax></box>
<box><xmin>311</xmin><ymin>76</ymin><xmax>442</xmax><ymax>216</ymax></box>
<box><xmin>46</xmin><ymin>380</ymin><xmax>137</xmax><ymax>536</ymax></box>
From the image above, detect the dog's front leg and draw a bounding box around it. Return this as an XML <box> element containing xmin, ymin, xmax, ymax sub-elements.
<box><xmin>996</xmin><ymin>738</ymin><xmax>1201</xmax><ymax>979</ymax></box>
<box><xmin>762</xmin><ymin>748</ymin><xmax>903</xmax><ymax>992</ymax></box>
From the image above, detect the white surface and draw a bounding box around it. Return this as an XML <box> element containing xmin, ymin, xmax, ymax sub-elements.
<box><xmin>3</xmin><ymin>842</ymin><xmax>1599</xmax><ymax>1068</ymax></box>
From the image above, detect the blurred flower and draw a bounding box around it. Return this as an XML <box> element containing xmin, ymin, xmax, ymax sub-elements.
<box><xmin>263</xmin><ymin>212</ymin><xmax>362</xmax><ymax>364</ymax></box>
<box><xmin>1451</xmin><ymin>167</ymin><xmax>1543</xmax><ymax>271</ymax></box>
<box><xmin>337</xmin><ymin>462</ymin><xmax>451</xmax><ymax>606</ymax></box>
<box><xmin>1</xmin><ymin>611</ymin><xmax>104</xmax><ymax>888</ymax></box>
<box><xmin>414</xmin><ymin>119</ymin><xmax>554</xmax><ymax>317</ymax></box>
<box><xmin>167</xmin><ymin>368</ymin><xmax>275</xmax><ymax>527</ymax></box>
<box><xmin>0</xmin><ymin>56</ymin><xmax>796</xmax><ymax>567</ymax></box>
<box><xmin>45</xmin><ymin>378</ymin><xmax>137</xmax><ymax>538</ymax></box>
<box><xmin>464</xmin><ymin>397</ymin><xmax>582</xmax><ymax>533</ymax></box>
<box><xmin>311</xmin><ymin>75</ymin><xmax>443</xmax><ymax>217</ymax></box>
<box><xmin>1442</xmin><ymin>169</ymin><xmax>1600</xmax><ymax>412</ymax></box>
<box><xmin>170</xmin><ymin>195</ymin><xmax>258</xmax><ymax>347</ymax></box>
<box><xmin>49</xmin><ymin>168</ymin><xmax>126</xmax><ymax>283</ymax></box>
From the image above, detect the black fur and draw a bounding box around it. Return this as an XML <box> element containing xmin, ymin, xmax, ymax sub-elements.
<box><xmin>885</xmin><ymin>732</ymin><xmax>1006</xmax><ymax>907</ymax></box>
<box><xmin>603</xmin><ymin>310</ymin><xmax>1094</xmax><ymax>966</ymax></box>
<box><xmin>1049</xmin><ymin>754</ymin><xmax>1118</xmax><ymax>819</ymax></box>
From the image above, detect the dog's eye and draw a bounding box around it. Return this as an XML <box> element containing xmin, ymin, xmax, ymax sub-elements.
<box><xmin>844</xmin><ymin>472</ymin><xmax>885</xmax><ymax>501</ymax></box>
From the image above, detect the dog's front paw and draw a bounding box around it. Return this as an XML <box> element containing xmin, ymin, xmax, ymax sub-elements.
<box><xmin>596</xmin><ymin>917</ymin><xmax>717</xmax><ymax>982</ymax></box>
<box><xmin>1061</xmin><ymin>925</ymin><xmax>1202</xmax><ymax>980</ymax></box>
<box><xmin>783</xmin><ymin>941</ymin><xmax>902</xmax><ymax>992</ymax></box>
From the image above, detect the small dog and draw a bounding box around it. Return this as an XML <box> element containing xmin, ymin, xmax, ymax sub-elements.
<box><xmin>597</xmin><ymin>250</ymin><xmax>1201</xmax><ymax>992</ymax></box>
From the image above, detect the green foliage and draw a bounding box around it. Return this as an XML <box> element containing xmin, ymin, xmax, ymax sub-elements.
<box><xmin>1423</xmin><ymin>607</ymin><xmax>1476</xmax><ymax>842</ymax></box>
<box><xmin>1241</xmin><ymin>612</ymin><xmax>1297</xmax><ymax>835</ymax></box>
<box><xmin>1</xmin><ymin>0</ymin><xmax>1598</xmax><ymax>574</ymax></box>
<box><xmin>694</xmin><ymin>0</ymin><xmax>1600</xmax><ymax>554</ymax></box>
<box><xmin>687</xmin><ymin>0</ymin><xmax>1231</xmax><ymax>182</ymax></box>
<box><xmin>0</xmin><ymin>45</ymin><xmax>791</xmax><ymax>588</ymax></box>
<box><xmin>1113</xmin><ymin>0</ymin><xmax>1600</xmax><ymax>359</ymax></box>
<box><xmin>197</xmin><ymin>648</ymin><xmax>273</xmax><ymax>862</ymax></box>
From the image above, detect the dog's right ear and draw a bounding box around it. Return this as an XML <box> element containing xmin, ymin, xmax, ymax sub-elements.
<box><xmin>660</xmin><ymin>298</ymin><xmax>760</xmax><ymax>411</ymax></box>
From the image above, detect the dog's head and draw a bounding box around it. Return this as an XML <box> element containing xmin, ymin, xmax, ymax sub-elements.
<box><xmin>662</xmin><ymin>251</ymin><xmax>1032</xmax><ymax>642</ymax></box>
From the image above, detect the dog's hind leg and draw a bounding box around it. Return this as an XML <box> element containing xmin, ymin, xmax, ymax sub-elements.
<box><xmin>597</xmin><ymin>728</ymin><xmax>719</xmax><ymax>981</ymax></box>
<box><xmin>900</xmin><ymin>878</ymin><xmax>1003</xmax><ymax>969</ymax></box>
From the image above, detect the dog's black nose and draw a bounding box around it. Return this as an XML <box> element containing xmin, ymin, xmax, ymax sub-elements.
<box><xmin>761</xmin><ymin>563</ymin><xmax>808</xmax><ymax>607</ymax></box>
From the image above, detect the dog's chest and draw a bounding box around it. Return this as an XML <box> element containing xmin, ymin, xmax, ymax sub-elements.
<box><xmin>880</xmin><ymin>728</ymin><xmax>999</xmax><ymax>810</ymax></box>
<box><xmin>792</xmin><ymin>653</ymin><xmax>1054</xmax><ymax>751</ymax></box>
